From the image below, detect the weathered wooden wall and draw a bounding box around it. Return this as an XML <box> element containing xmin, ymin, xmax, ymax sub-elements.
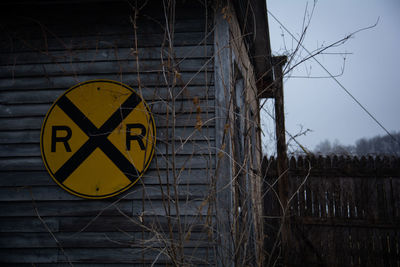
<box><xmin>210</xmin><ymin>2</ymin><xmax>267</xmax><ymax>265</ymax></box>
<box><xmin>0</xmin><ymin>1</ymin><xmax>216</xmax><ymax>265</ymax></box>
<box><xmin>227</xmin><ymin>3</ymin><xmax>265</xmax><ymax>266</ymax></box>
<box><xmin>263</xmin><ymin>155</ymin><xmax>400</xmax><ymax>267</ymax></box>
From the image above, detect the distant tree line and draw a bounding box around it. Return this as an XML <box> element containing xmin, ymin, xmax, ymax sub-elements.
<box><xmin>313</xmin><ymin>132</ymin><xmax>400</xmax><ymax>156</ymax></box>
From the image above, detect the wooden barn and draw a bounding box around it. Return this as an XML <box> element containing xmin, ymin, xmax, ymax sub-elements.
<box><xmin>0</xmin><ymin>0</ymin><xmax>276</xmax><ymax>266</ymax></box>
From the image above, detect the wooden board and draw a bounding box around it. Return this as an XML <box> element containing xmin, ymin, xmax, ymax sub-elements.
<box><xmin>0</xmin><ymin>127</ymin><xmax>216</xmax><ymax>145</ymax></box>
<box><xmin>0</xmin><ymin>46</ymin><xmax>213</xmax><ymax>66</ymax></box>
<box><xmin>0</xmin><ymin>72</ymin><xmax>214</xmax><ymax>90</ymax></box>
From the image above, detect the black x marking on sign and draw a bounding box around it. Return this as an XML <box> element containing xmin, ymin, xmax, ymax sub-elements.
<box><xmin>54</xmin><ymin>93</ymin><xmax>142</xmax><ymax>184</ymax></box>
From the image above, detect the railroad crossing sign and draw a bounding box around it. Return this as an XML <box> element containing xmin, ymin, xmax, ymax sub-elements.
<box><xmin>40</xmin><ymin>80</ymin><xmax>156</xmax><ymax>199</ymax></box>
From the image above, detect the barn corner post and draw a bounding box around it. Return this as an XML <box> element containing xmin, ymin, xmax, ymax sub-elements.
<box><xmin>272</xmin><ymin>55</ymin><xmax>294</xmax><ymax>266</ymax></box>
<box><xmin>213</xmin><ymin>0</ymin><xmax>234</xmax><ymax>265</ymax></box>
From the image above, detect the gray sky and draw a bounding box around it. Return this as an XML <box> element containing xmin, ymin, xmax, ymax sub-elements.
<box><xmin>262</xmin><ymin>0</ymin><xmax>400</xmax><ymax>154</ymax></box>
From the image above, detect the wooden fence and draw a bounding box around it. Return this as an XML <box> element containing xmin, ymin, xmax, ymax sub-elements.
<box><xmin>262</xmin><ymin>155</ymin><xmax>400</xmax><ymax>267</ymax></box>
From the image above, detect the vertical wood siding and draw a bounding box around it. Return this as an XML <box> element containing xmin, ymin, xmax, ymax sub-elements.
<box><xmin>0</xmin><ymin>1</ymin><xmax>216</xmax><ymax>265</ymax></box>
<box><xmin>263</xmin><ymin>155</ymin><xmax>400</xmax><ymax>266</ymax></box>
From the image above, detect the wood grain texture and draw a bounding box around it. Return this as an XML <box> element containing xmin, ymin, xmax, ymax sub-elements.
<box><xmin>0</xmin><ymin>112</ymin><xmax>215</xmax><ymax>130</ymax></box>
<box><xmin>0</xmin><ymin>198</ymin><xmax>210</xmax><ymax>217</ymax></box>
<box><xmin>0</xmin><ymin>99</ymin><xmax>215</xmax><ymax>117</ymax></box>
<box><xmin>0</xmin><ymin>247</ymin><xmax>215</xmax><ymax>264</ymax></box>
<box><xmin>0</xmin><ymin>86</ymin><xmax>215</xmax><ymax>104</ymax></box>
<box><xmin>0</xmin><ymin>184</ymin><xmax>211</xmax><ymax>201</ymax></box>
<box><xmin>0</xmin><ymin>59</ymin><xmax>213</xmax><ymax>78</ymax></box>
<box><xmin>0</xmin><ymin>140</ymin><xmax>216</xmax><ymax>157</ymax></box>
<box><xmin>0</xmin><ymin>169</ymin><xmax>214</xmax><ymax>187</ymax></box>
<box><xmin>0</xmin><ymin>127</ymin><xmax>215</xmax><ymax>145</ymax></box>
<box><xmin>0</xmin><ymin>155</ymin><xmax>215</xmax><ymax>171</ymax></box>
<box><xmin>0</xmin><ymin>231</ymin><xmax>214</xmax><ymax>248</ymax></box>
<box><xmin>0</xmin><ymin>72</ymin><xmax>214</xmax><ymax>90</ymax></box>
<box><xmin>0</xmin><ymin>46</ymin><xmax>213</xmax><ymax>66</ymax></box>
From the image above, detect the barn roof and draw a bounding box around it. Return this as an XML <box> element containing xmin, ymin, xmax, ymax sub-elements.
<box><xmin>233</xmin><ymin>0</ymin><xmax>274</xmax><ymax>98</ymax></box>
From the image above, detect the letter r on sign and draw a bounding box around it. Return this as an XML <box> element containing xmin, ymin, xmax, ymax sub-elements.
<box><xmin>126</xmin><ymin>123</ymin><xmax>146</xmax><ymax>151</ymax></box>
<box><xmin>51</xmin><ymin>126</ymin><xmax>72</xmax><ymax>152</ymax></box>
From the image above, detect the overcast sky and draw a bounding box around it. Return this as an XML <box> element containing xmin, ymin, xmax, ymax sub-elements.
<box><xmin>262</xmin><ymin>0</ymin><xmax>400</xmax><ymax>154</ymax></box>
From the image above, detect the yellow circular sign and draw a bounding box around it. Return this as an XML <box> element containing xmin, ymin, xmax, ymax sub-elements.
<box><xmin>40</xmin><ymin>80</ymin><xmax>156</xmax><ymax>199</ymax></box>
